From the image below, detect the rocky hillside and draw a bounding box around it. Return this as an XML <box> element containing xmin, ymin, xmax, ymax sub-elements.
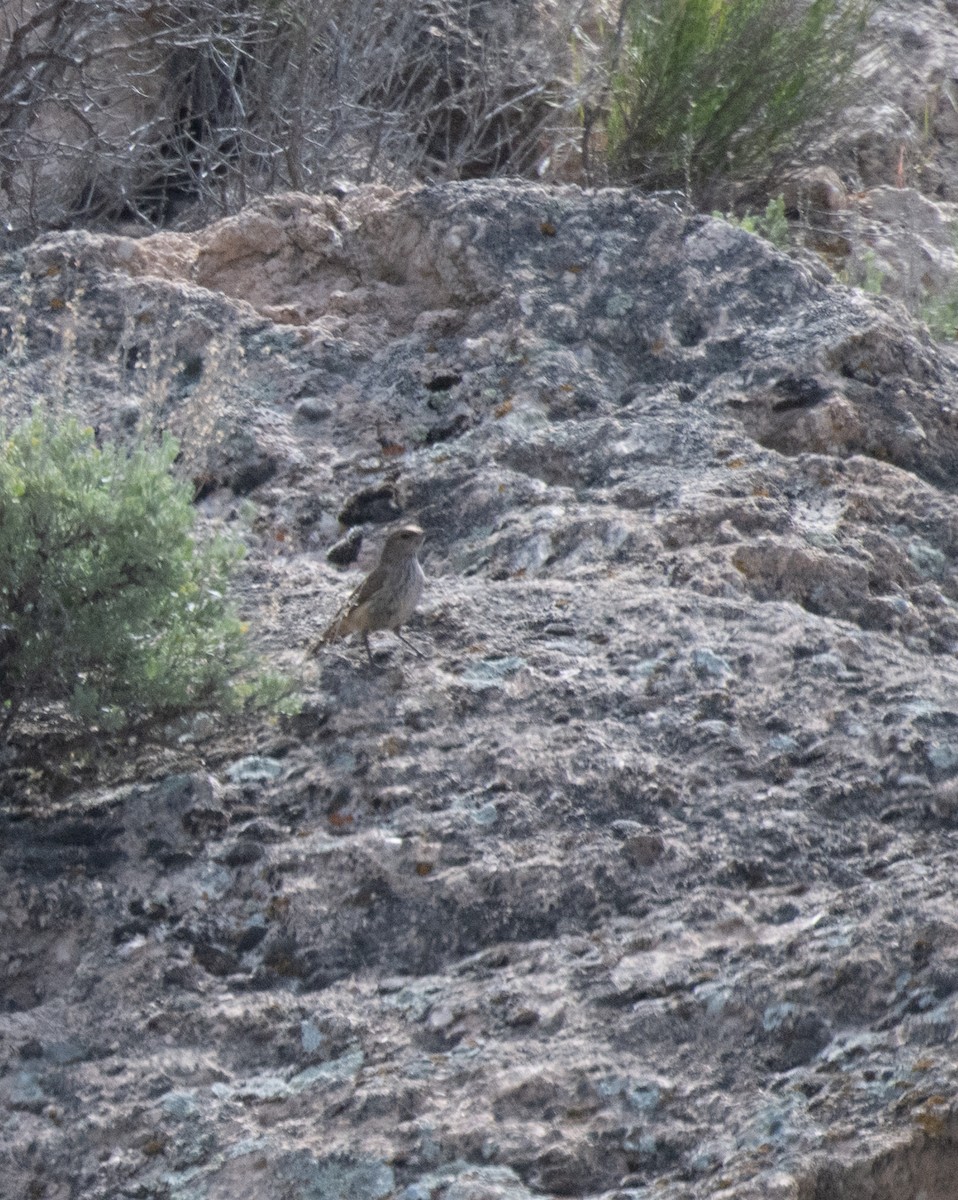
<box><xmin>2</xmin><ymin>176</ymin><xmax>958</xmax><ymax>1200</ymax></box>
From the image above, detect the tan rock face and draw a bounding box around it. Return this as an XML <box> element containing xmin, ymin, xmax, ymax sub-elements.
<box><xmin>29</xmin><ymin>188</ymin><xmax>494</xmax><ymax>347</ymax></box>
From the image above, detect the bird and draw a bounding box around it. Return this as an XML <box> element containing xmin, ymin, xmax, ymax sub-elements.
<box><xmin>311</xmin><ymin>524</ymin><xmax>426</xmax><ymax>665</ymax></box>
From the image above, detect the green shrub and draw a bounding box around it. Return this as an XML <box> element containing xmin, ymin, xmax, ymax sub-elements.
<box><xmin>920</xmin><ymin>289</ymin><xmax>958</xmax><ymax>341</ymax></box>
<box><xmin>0</xmin><ymin>413</ymin><xmax>291</xmax><ymax>739</ymax></box>
<box><xmin>836</xmin><ymin>247</ymin><xmax>885</xmax><ymax>295</ymax></box>
<box><xmin>605</xmin><ymin>0</ymin><xmax>870</xmax><ymax>203</ymax></box>
<box><xmin>857</xmin><ymin>248</ymin><xmax>886</xmax><ymax>296</ymax></box>
<box><xmin>713</xmin><ymin>195</ymin><xmax>791</xmax><ymax>250</ymax></box>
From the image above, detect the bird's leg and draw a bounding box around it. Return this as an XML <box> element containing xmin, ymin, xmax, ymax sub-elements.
<box><xmin>362</xmin><ymin>631</ymin><xmax>377</xmax><ymax>667</ymax></box>
<box><xmin>394</xmin><ymin>629</ymin><xmax>426</xmax><ymax>658</ymax></box>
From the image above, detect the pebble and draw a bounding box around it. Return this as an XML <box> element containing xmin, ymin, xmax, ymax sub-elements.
<box><xmin>225</xmin><ymin>756</ymin><xmax>283</xmax><ymax>784</ymax></box>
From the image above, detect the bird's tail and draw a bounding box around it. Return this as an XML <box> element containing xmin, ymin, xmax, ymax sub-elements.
<box><xmin>309</xmin><ymin>610</ymin><xmax>348</xmax><ymax>656</ymax></box>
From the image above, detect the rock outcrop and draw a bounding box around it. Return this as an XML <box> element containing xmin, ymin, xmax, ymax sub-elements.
<box><xmin>3</xmin><ymin>180</ymin><xmax>958</xmax><ymax>1200</ymax></box>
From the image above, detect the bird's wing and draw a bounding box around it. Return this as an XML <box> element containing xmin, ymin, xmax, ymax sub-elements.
<box><xmin>348</xmin><ymin>561</ymin><xmax>388</xmax><ymax>609</ymax></box>
<box><xmin>311</xmin><ymin>562</ymin><xmax>388</xmax><ymax>652</ymax></box>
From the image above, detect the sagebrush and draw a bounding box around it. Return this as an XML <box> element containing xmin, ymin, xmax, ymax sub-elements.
<box><xmin>0</xmin><ymin>413</ymin><xmax>291</xmax><ymax>739</ymax></box>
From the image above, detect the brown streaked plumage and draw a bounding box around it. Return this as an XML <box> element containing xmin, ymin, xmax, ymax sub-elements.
<box><xmin>311</xmin><ymin>524</ymin><xmax>426</xmax><ymax>665</ymax></box>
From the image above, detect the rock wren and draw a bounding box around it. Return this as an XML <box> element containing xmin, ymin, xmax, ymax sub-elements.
<box><xmin>311</xmin><ymin>524</ymin><xmax>426</xmax><ymax>665</ymax></box>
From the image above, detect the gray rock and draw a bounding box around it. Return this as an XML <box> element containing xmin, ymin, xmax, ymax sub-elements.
<box><xmin>225</xmin><ymin>756</ymin><xmax>283</xmax><ymax>784</ymax></box>
<box><xmin>295</xmin><ymin>396</ymin><xmax>332</xmax><ymax>421</ymax></box>
<box><xmin>8</xmin><ymin>171</ymin><xmax>958</xmax><ymax>1200</ymax></box>
<box><xmin>326</xmin><ymin>526</ymin><xmax>363</xmax><ymax>566</ymax></box>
